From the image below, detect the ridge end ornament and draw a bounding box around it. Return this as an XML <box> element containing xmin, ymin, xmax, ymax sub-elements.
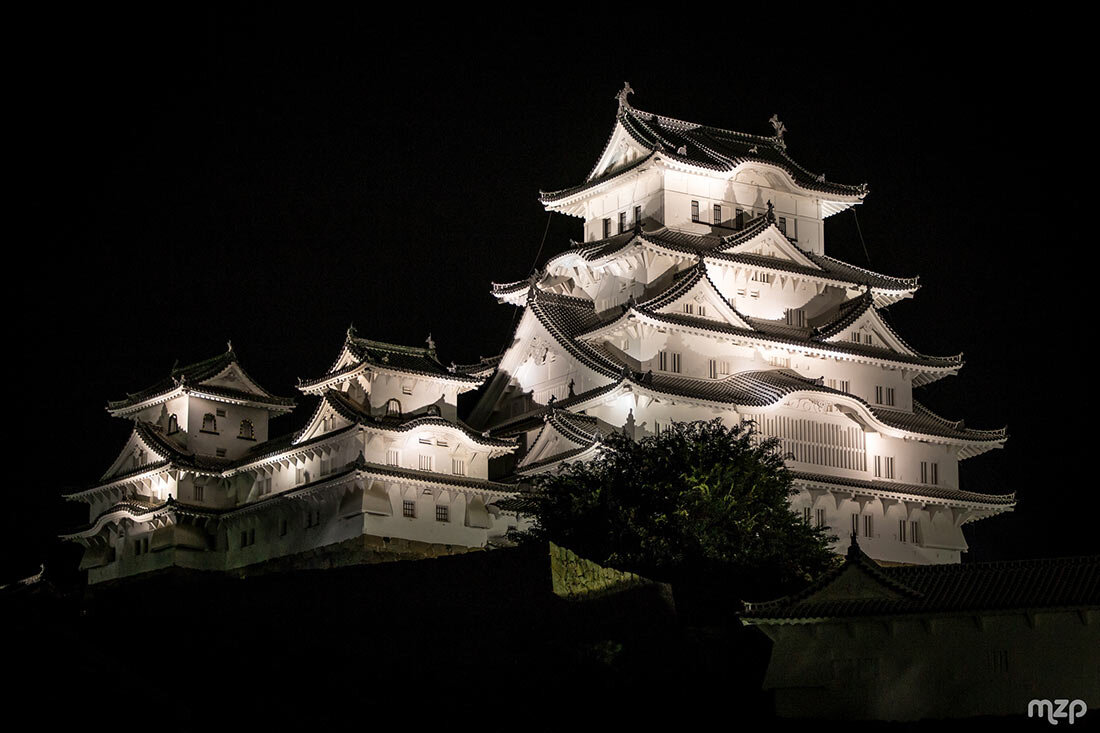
<box><xmin>616</xmin><ymin>82</ymin><xmax>634</xmax><ymax>110</ymax></box>
<box><xmin>769</xmin><ymin>114</ymin><xmax>787</xmax><ymax>149</ymax></box>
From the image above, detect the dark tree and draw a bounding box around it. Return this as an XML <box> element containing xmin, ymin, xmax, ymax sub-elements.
<box><xmin>523</xmin><ymin>418</ymin><xmax>839</xmax><ymax>603</ymax></box>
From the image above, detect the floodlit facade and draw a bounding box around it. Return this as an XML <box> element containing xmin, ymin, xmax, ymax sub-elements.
<box><xmin>64</xmin><ymin>336</ymin><xmax>520</xmax><ymax>584</ymax></box>
<box><xmin>63</xmin><ymin>86</ymin><xmax>1013</xmax><ymax>581</ymax></box>
<box><xmin>469</xmin><ymin>85</ymin><xmax>1012</xmax><ymax>565</ymax></box>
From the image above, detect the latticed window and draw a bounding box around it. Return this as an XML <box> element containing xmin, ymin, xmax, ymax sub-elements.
<box><xmin>238</xmin><ymin>419</ymin><xmax>255</xmax><ymax>440</ymax></box>
<box><xmin>435</xmin><ymin>505</ymin><xmax>449</xmax><ymax>522</ymax></box>
<box><xmin>403</xmin><ymin>500</ymin><xmax>416</xmax><ymax>518</ymax></box>
<box><xmin>713</xmin><ymin>204</ymin><xmax>721</xmax><ymax>224</ymax></box>
<box><xmin>691</xmin><ymin>200</ymin><xmax>700</xmax><ymax>222</ymax></box>
<box><xmin>451</xmin><ymin>458</ymin><xmax>466</xmax><ymax>476</ymax></box>
<box><xmin>618</xmin><ymin>211</ymin><xmax>626</xmax><ymax>233</ymax></box>
<box><xmin>386</xmin><ymin>399</ymin><xmax>401</xmax><ymax>416</ymax></box>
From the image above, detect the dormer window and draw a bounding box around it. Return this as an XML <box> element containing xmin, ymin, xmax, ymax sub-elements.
<box><xmin>386</xmin><ymin>399</ymin><xmax>401</xmax><ymax>417</ymax></box>
<box><xmin>167</xmin><ymin>414</ymin><xmax>179</xmax><ymax>435</ymax></box>
<box><xmin>201</xmin><ymin>413</ymin><xmax>218</xmax><ymax>434</ymax></box>
<box><xmin>238</xmin><ymin>419</ymin><xmax>255</xmax><ymax>441</ymax></box>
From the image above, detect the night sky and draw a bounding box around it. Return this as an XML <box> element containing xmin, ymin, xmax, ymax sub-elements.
<box><xmin>7</xmin><ymin>10</ymin><xmax>1093</xmax><ymax>581</ymax></box>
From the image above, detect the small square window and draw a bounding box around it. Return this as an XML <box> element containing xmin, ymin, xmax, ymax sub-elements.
<box><xmin>435</xmin><ymin>505</ymin><xmax>449</xmax><ymax>523</ymax></box>
<box><xmin>403</xmin><ymin>500</ymin><xmax>416</xmax><ymax>518</ymax></box>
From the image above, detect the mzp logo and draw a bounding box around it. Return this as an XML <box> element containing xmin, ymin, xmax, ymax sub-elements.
<box><xmin>1028</xmin><ymin>699</ymin><xmax>1088</xmax><ymax>725</ymax></box>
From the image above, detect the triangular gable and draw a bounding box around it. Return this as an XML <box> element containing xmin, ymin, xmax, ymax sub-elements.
<box><xmin>100</xmin><ymin>427</ymin><xmax>174</xmax><ymax>481</ymax></box>
<box><xmin>200</xmin><ymin>362</ymin><xmax>271</xmax><ymax>397</ymax></box>
<box><xmin>589</xmin><ymin>120</ymin><xmax>652</xmax><ymax>180</ymax></box>
<box><xmin>720</xmin><ymin>223</ymin><xmax>821</xmax><ymax>270</ymax></box>
<box><xmin>647</xmin><ymin>265</ymin><xmax>753</xmax><ymax>330</ymax></box>
<box><xmin>518</xmin><ymin>419</ymin><xmax>592</xmax><ymax>470</ymax></box>
<box><xmin>821</xmin><ymin>306</ymin><xmax>915</xmax><ymax>356</ymax></box>
<box><xmin>797</xmin><ymin>562</ymin><xmax>911</xmax><ymax>605</ymax></box>
<box><xmin>295</xmin><ymin>396</ymin><xmax>358</xmax><ymax>444</ymax></box>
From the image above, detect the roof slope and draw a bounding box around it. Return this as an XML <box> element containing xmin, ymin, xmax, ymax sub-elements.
<box><xmin>540</xmin><ymin>86</ymin><xmax>868</xmax><ymax>202</ymax></box>
<box><xmin>743</xmin><ymin>540</ymin><xmax>1099</xmax><ymax>621</ymax></box>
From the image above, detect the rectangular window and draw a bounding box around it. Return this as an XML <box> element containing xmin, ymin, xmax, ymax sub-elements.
<box><xmin>875</xmin><ymin>386</ymin><xmax>895</xmax><ymax>406</ymax></box>
<box><xmin>419</xmin><ymin>455</ymin><xmax>433</xmax><ymax>471</ymax></box>
<box><xmin>769</xmin><ymin>355</ymin><xmax>791</xmax><ymax>368</ymax></box>
<box><xmin>194</xmin><ymin>485</ymin><xmax>204</xmax><ymax>502</ymax></box>
<box><xmin>851</xmin><ymin>513</ymin><xmax>860</xmax><ymax>535</ymax></box>
<box><xmin>216</xmin><ymin>408</ymin><xmax>227</xmax><ymax>418</ymax></box>
<box><xmin>634</xmin><ymin>205</ymin><xmax>641</xmax><ymax>225</ymax></box>
<box><xmin>602</xmin><ymin>218</ymin><xmax>611</xmax><ymax>238</ymax></box>
<box><xmin>815</xmin><ymin>508</ymin><xmax>826</xmax><ymax>528</ymax></box>
<box><xmin>930</xmin><ymin>462</ymin><xmax>938</xmax><ymax>485</ymax></box>
<box><xmin>387</xmin><ymin>449</ymin><xmax>399</xmax><ymax>467</ymax></box>
<box><xmin>735</xmin><ymin>207</ymin><xmax>744</xmax><ymax>225</ymax></box>
<box><xmin>671</xmin><ymin>353</ymin><xmax>681</xmax><ymax>373</ymax></box>
<box><xmin>402</xmin><ymin>385</ymin><xmax>413</xmax><ymax>395</ymax></box>
<box><xmin>718</xmin><ymin>361</ymin><xmax>730</xmax><ymax>376</ymax></box>
<box><xmin>279</xmin><ymin>518</ymin><xmax>288</xmax><ymax>537</ymax></box>
<box><xmin>885</xmin><ymin>457</ymin><xmax>895</xmax><ymax>479</ymax></box>
<box><xmin>864</xmin><ymin>333</ymin><xmax>873</xmax><ymax>346</ymax></box>
<box><xmin>736</xmin><ymin>288</ymin><xmax>746</xmax><ymax>297</ymax></box>
<box><xmin>785</xmin><ymin>309</ymin><xmax>806</xmax><ymax>327</ymax></box>
<box><xmin>777</xmin><ymin>216</ymin><xmax>787</xmax><ymax>235</ymax></box>
<box><xmin>899</xmin><ymin>519</ymin><xmax>907</xmax><ymax>543</ymax></box>
<box><xmin>419</xmin><ymin>436</ymin><xmax>431</xmax><ymax>445</ymax></box>
<box><xmin>658</xmin><ymin>351</ymin><xmax>668</xmax><ymax>371</ymax></box>
<box><xmin>852</xmin><ymin>332</ymin><xmax>862</xmax><ymax>343</ymax></box>
<box><xmin>920</xmin><ymin>461</ymin><xmax>929</xmax><ymax>484</ymax></box>
<box><xmin>403</xmin><ymin>500</ymin><xmax>416</xmax><ymax>518</ymax></box>
<box><xmin>263</xmin><ymin>477</ymin><xmax>272</xmax><ymax>495</ymax></box>
<box><xmin>910</xmin><ymin>520</ymin><xmax>921</xmax><ymax>545</ymax></box>
<box><xmin>874</xmin><ymin>455</ymin><xmax>882</xmax><ymax>478</ymax></box>
<box><xmin>839</xmin><ymin>380</ymin><xmax>850</xmax><ymax>394</ymax></box>
<box><xmin>683</xmin><ymin>303</ymin><xmax>694</xmax><ymax>315</ymax></box>
<box><xmin>863</xmin><ymin>514</ymin><xmax>874</xmax><ymax>538</ymax></box>
<box><xmin>691</xmin><ymin>200</ymin><xmax>700</xmax><ymax>222</ymax></box>
<box><xmin>713</xmin><ymin>204</ymin><xmax>721</xmax><ymax>224</ymax></box>
<box><xmin>618</xmin><ymin>211</ymin><xmax>626</xmax><ymax>233</ymax></box>
<box><xmin>885</xmin><ymin>387</ymin><xmax>895</xmax><ymax>406</ymax></box>
<box><xmin>875</xmin><ymin>386</ymin><xmax>883</xmax><ymax>404</ymax></box>
<box><xmin>435</xmin><ymin>505</ymin><xmax>449</xmax><ymax>523</ymax></box>
<box><xmin>295</xmin><ymin>467</ymin><xmax>304</xmax><ymax>485</ymax></box>
<box><xmin>216</xmin><ymin>448</ymin><xmax>227</xmax><ymax>458</ymax></box>
<box><xmin>709</xmin><ymin>359</ymin><xmax>718</xmax><ymax>379</ymax></box>
<box><xmin>698</xmin><ymin>305</ymin><xmax>707</xmax><ymax>317</ymax></box>
<box><xmin>320</xmin><ymin>457</ymin><xmax>330</xmax><ymax>476</ymax></box>
<box><xmin>751</xmin><ymin>272</ymin><xmax>772</xmax><ymax>284</ymax></box>
<box><xmin>451</xmin><ymin>458</ymin><xmax>466</xmax><ymax>476</ymax></box>
<box><xmin>749</xmin><ymin>290</ymin><xmax>759</xmax><ymax>299</ymax></box>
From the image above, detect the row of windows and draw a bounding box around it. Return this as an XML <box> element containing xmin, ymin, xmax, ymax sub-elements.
<box><xmin>687</xmin><ymin>202</ymin><xmax>798</xmax><ymax>239</ymax></box>
<box><xmin>199</xmin><ymin>413</ymin><xmax>256</xmax><ymax>440</ymax></box>
<box><xmin>852</xmin><ymin>331</ymin><xmax>874</xmax><ymax>346</ymax></box>
<box><xmin>874</xmin><ymin>457</ymin><xmax>940</xmax><ymax>485</ymax></box>
<box><xmin>601</xmin><ymin>205</ymin><xmax>643</xmax><ymax>238</ymax></box>
<box><xmin>874</xmin><ymin>386</ymin><xmax>896</xmax><ymax>407</ymax></box>
<box><xmin>800</xmin><ymin>510</ymin><xmax>924</xmax><ymax>546</ymax></box>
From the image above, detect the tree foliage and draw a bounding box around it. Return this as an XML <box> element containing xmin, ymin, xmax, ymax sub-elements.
<box><xmin>522</xmin><ymin>419</ymin><xmax>838</xmax><ymax>600</ymax></box>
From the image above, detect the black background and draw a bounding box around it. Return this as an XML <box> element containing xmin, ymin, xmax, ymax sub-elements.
<box><xmin>7</xmin><ymin>9</ymin><xmax>1093</xmax><ymax>581</ymax></box>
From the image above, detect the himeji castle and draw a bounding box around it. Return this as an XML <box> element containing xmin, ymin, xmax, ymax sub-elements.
<box><xmin>63</xmin><ymin>85</ymin><xmax>1012</xmax><ymax>582</ymax></box>
<box><xmin>469</xmin><ymin>84</ymin><xmax>1011</xmax><ymax>566</ymax></box>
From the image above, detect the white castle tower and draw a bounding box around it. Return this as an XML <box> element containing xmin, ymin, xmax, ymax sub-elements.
<box><xmin>470</xmin><ymin>85</ymin><xmax>1011</xmax><ymax>565</ymax></box>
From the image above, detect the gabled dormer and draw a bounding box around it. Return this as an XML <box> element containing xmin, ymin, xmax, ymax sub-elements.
<box><xmin>106</xmin><ymin>344</ymin><xmax>296</xmax><ymax>461</ymax></box>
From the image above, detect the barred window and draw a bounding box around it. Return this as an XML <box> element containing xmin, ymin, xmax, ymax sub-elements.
<box><xmin>403</xmin><ymin>500</ymin><xmax>416</xmax><ymax>518</ymax></box>
<box><xmin>691</xmin><ymin>200</ymin><xmax>700</xmax><ymax>222</ymax></box>
<box><xmin>435</xmin><ymin>505</ymin><xmax>449</xmax><ymax>523</ymax></box>
<box><xmin>238</xmin><ymin>419</ymin><xmax>255</xmax><ymax>440</ymax></box>
<box><xmin>386</xmin><ymin>399</ymin><xmax>401</xmax><ymax>416</ymax></box>
<box><xmin>713</xmin><ymin>204</ymin><xmax>721</xmax><ymax>224</ymax></box>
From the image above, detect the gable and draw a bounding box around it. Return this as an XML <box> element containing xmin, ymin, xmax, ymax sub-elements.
<box><xmin>802</xmin><ymin>564</ymin><xmax>908</xmax><ymax>605</ymax></box>
<box><xmin>518</xmin><ymin>421</ymin><xmax>591</xmax><ymax>470</ymax></box>
<box><xmin>590</xmin><ymin>121</ymin><xmax>651</xmax><ymax>180</ymax></box>
<box><xmin>650</xmin><ymin>268</ymin><xmax>752</xmax><ymax>330</ymax></box>
<box><xmin>201</xmin><ymin>363</ymin><xmax>269</xmax><ymax>397</ymax></box>
<box><xmin>822</xmin><ymin>308</ymin><xmax>912</xmax><ymax>355</ymax></box>
<box><xmin>100</xmin><ymin>429</ymin><xmax>171</xmax><ymax>482</ymax></box>
<box><xmin>721</xmin><ymin>227</ymin><xmax>820</xmax><ymax>270</ymax></box>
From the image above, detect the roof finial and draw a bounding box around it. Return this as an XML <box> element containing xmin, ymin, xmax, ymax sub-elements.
<box><xmin>347</xmin><ymin>322</ymin><xmax>357</xmax><ymax>339</ymax></box>
<box><xmin>616</xmin><ymin>82</ymin><xmax>634</xmax><ymax>110</ymax></box>
<box><xmin>426</xmin><ymin>333</ymin><xmax>436</xmax><ymax>351</ymax></box>
<box><xmin>765</xmin><ymin>200</ymin><xmax>776</xmax><ymax>223</ymax></box>
<box><xmin>769</xmin><ymin>114</ymin><xmax>787</xmax><ymax>148</ymax></box>
<box><xmin>226</xmin><ymin>339</ymin><xmax>234</xmax><ymax>354</ymax></box>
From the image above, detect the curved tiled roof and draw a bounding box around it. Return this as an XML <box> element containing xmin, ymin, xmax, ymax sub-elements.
<box><xmin>526</xmin><ymin>289</ymin><xmax>623</xmax><ymax>379</ymax></box>
<box><xmin>300</xmin><ymin>329</ymin><xmax>482</xmax><ymax>389</ymax></box>
<box><xmin>743</xmin><ymin>543</ymin><xmax>1099</xmax><ymax>621</ymax></box>
<box><xmin>107</xmin><ymin>347</ymin><xmax>295</xmax><ymax>412</ymax></box>
<box><xmin>539</xmin><ymin>94</ymin><xmax>868</xmax><ymax>203</ymax></box>
<box><xmin>792</xmin><ymin>471</ymin><xmax>1015</xmax><ymax>507</ymax></box>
